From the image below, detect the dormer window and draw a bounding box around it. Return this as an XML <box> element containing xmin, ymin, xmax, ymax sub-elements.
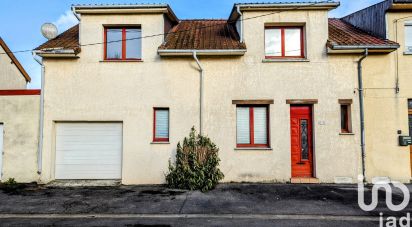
<box><xmin>104</xmin><ymin>27</ymin><xmax>142</xmax><ymax>60</ymax></box>
<box><xmin>265</xmin><ymin>26</ymin><xmax>304</xmax><ymax>58</ymax></box>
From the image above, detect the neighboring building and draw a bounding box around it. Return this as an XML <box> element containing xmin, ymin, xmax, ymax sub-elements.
<box><xmin>0</xmin><ymin>37</ymin><xmax>40</xmax><ymax>182</ymax></box>
<box><xmin>31</xmin><ymin>1</ymin><xmax>404</xmax><ymax>185</ymax></box>
<box><xmin>342</xmin><ymin>0</ymin><xmax>412</xmax><ymax>183</ymax></box>
<box><xmin>0</xmin><ymin>37</ymin><xmax>31</xmax><ymax>89</ymax></box>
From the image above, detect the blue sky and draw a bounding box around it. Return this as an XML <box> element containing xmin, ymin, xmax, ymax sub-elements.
<box><xmin>0</xmin><ymin>0</ymin><xmax>382</xmax><ymax>88</ymax></box>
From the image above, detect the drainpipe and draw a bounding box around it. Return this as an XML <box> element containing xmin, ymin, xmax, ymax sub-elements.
<box><xmin>71</xmin><ymin>6</ymin><xmax>81</xmax><ymax>21</ymax></box>
<box><xmin>33</xmin><ymin>54</ymin><xmax>45</xmax><ymax>175</ymax></box>
<box><xmin>358</xmin><ymin>49</ymin><xmax>368</xmax><ymax>183</ymax></box>
<box><xmin>192</xmin><ymin>51</ymin><xmax>204</xmax><ymax>135</ymax></box>
<box><xmin>236</xmin><ymin>5</ymin><xmax>243</xmax><ymax>43</ymax></box>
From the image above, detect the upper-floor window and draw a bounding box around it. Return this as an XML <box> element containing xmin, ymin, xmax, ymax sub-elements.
<box><xmin>104</xmin><ymin>27</ymin><xmax>142</xmax><ymax>60</ymax></box>
<box><xmin>265</xmin><ymin>26</ymin><xmax>304</xmax><ymax>58</ymax></box>
<box><xmin>405</xmin><ymin>22</ymin><xmax>412</xmax><ymax>52</ymax></box>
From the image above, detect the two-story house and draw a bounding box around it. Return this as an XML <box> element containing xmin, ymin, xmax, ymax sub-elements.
<box><xmin>342</xmin><ymin>0</ymin><xmax>412</xmax><ymax>183</ymax></box>
<box><xmin>28</xmin><ymin>1</ymin><xmax>404</xmax><ymax>185</ymax></box>
<box><xmin>0</xmin><ymin>37</ymin><xmax>40</xmax><ymax>182</ymax></box>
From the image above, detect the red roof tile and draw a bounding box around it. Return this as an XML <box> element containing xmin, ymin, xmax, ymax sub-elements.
<box><xmin>328</xmin><ymin>18</ymin><xmax>398</xmax><ymax>48</ymax></box>
<box><xmin>159</xmin><ymin>20</ymin><xmax>246</xmax><ymax>50</ymax></box>
<box><xmin>35</xmin><ymin>25</ymin><xmax>80</xmax><ymax>53</ymax></box>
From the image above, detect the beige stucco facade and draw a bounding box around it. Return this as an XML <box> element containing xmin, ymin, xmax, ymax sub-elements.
<box><xmin>0</xmin><ymin>95</ymin><xmax>39</xmax><ymax>182</ymax></box>
<box><xmin>0</xmin><ymin>44</ymin><xmax>27</xmax><ymax>89</ymax></box>
<box><xmin>363</xmin><ymin>12</ymin><xmax>412</xmax><ymax>183</ymax></box>
<box><xmin>37</xmin><ymin>8</ymin><xmax>367</xmax><ymax>184</ymax></box>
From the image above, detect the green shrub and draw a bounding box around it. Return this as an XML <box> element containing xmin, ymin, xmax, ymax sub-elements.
<box><xmin>4</xmin><ymin>178</ymin><xmax>17</xmax><ymax>186</ymax></box>
<box><xmin>166</xmin><ymin>127</ymin><xmax>224</xmax><ymax>192</ymax></box>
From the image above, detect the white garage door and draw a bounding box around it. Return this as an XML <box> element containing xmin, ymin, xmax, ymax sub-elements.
<box><xmin>55</xmin><ymin>123</ymin><xmax>122</xmax><ymax>179</ymax></box>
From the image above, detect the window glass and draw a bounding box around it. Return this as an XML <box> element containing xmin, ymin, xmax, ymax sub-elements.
<box><xmin>405</xmin><ymin>25</ymin><xmax>412</xmax><ymax>51</ymax></box>
<box><xmin>155</xmin><ymin>109</ymin><xmax>169</xmax><ymax>140</ymax></box>
<box><xmin>126</xmin><ymin>28</ymin><xmax>142</xmax><ymax>59</ymax></box>
<box><xmin>285</xmin><ymin>28</ymin><xmax>302</xmax><ymax>56</ymax></box>
<box><xmin>408</xmin><ymin>99</ymin><xmax>412</xmax><ymax>109</ymax></box>
<box><xmin>340</xmin><ymin>105</ymin><xmax>349</xmax><ymax>133</ymax></box>
<box><xmin>237</xmin><ymin>107</ymin><xmax>250</xmax><ymax>144</ymax></box>
<box><xmin>265</xmin><ymin>29</ymin><xmax>282</xmax><ymax>57</ymax></box>
<box><xmin>106</xmin><ymin>28</ymin><xmax>122</xmax><ymax>59</ymax></box>
<box><xmin>253</xmin><ymin>107</ymin><xmax>268</xmax><ymax>144</ymax></box>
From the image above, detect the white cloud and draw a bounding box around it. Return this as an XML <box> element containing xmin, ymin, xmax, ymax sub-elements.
<box><xmin>53</xmin><ymin>10</ymin><xmax>78</xmax><ymax>33</ymax></box>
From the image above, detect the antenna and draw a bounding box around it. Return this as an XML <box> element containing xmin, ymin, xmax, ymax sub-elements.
<box><xmin>41</xmin><ymin>23</ymin><xmax>58</xmax><ymax>40</ymax></box>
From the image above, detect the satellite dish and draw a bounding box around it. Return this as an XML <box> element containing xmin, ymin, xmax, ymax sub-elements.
<box><xmin>41</xmin><ymin>23</ymin><xmax>58</xmax><ymax>40</ymax></box>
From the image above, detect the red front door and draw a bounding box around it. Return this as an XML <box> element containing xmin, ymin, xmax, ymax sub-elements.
<box><xmin>290</xmin><ymin>105</ymin><xmax>313</xmax><ymax>178</ymax></box>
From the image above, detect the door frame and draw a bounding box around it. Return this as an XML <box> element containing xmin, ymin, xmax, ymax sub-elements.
<box><xmin>289</xmin><ymin>104</ymin><xmax>316</xmax><ymax>178</ymax></box>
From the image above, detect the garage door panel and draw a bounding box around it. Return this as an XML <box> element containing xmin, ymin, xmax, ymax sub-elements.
<box><xmin>55</xmin><ymin>123</ymin><xmax>122</xmax><ymax>180</ymax></box>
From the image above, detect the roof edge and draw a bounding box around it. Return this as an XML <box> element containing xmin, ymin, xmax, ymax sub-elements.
<box><xmin>158</xmin><ymin>49</ymin><xmax>247</xmax><ymax>56</ymax></box>
<box><xmin>73</xmin><ymin>4</ymin><xmax>179</xmax><ymax>23</ymax></box>
<box><xmin>0</xmin><ymin>37</ymin><xmax>31</xmax><ymax>82</ymax></box>
<box><xmin>229</xmin><ymin>1</ymin><xmax>340</xmax><ymax>21</ymax></box>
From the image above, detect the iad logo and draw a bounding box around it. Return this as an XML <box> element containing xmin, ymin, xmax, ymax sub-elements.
<box><xmin>358</xmin><ymin>175</ymin><xmax>410</xmax><ymax>212</ymax></box>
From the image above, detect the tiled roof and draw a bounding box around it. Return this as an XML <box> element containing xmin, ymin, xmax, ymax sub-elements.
<box><xmin>0</xmin><ymin>37</ymin><xmax>31</xmax><ymax>82</ymax></box>
<box><xmin>159</xmin><ymin>20</ymin><xmax>246</xmax><ymax>50</ymax></box>
<box><xmin>35</xmin><ymin>18</ymin><xmax>399</xmax><ymax>54</ymax></box>
<box><xmin>328</xmin><ymin>18</ymin><xmax>399</xmax><ymax>48</ymax></box>
<box><xmin>35</xmin><ymin>25</ymin><xmax>80</xmax><ymax>53</ymax></box>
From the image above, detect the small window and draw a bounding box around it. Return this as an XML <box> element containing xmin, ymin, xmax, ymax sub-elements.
<box><xmin>105</xmin><ymin>27</ymin><xmax>142</xmax><ymax>60</ymax></box>
<box><xmin>405</xmin><ymin>22</ymin><xmax>412</xmax><ymax>52</ymax></box>
<box><xmin>236</xmin><ymin>106</ymin><xmax>269</xmax><ymax>147</ymax></box>
<box><xmin>153</xmin><ymin>108</ymin><xmax>169</xmax><ymax>142</ymax></box>
<box><xmin>265</xmin><ymin>26</ymin><xmax>304</xmax><ymax>58</ymax></box>
<box><xmin>340</xmin><ymin>104</ymin><xmax>352</xmax><ymax>133</ymax></box>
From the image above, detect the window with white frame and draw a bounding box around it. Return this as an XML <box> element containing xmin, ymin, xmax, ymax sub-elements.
<box><xmin>406</xmin><ymin>22</ymin><xmax>412</xmax><ymax>53</ymax></box>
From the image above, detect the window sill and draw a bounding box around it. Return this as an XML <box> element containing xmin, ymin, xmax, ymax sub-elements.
<box><xmin>339</xmin><ymin>133</ymin><xmax>355</xmax><ymax>136</ymax></box>
<box><xmin>262</xmin><ymin>58</ymin><xmax>310</xmax><ymax>63</ymax></box>
<box><xmin>235</xmin><ymin>147</ymin><xmax>273</xmax><ymax>151</ymax></box>
<box><xmin>403</xmin><ymin>52</ymin><xmax>412</xmax><ymax>55</ymax></box>
<box><xmin>151</xmin><ymin>142</ymin><xmax>170</xmax><ymax>144</ymax></box>
<box><xmin>100</xmin><ymin>60</ymin><xmax>143</xmax><ymax>63</ymax></box>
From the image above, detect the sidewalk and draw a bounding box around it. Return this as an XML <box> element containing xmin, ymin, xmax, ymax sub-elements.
<box><xmin>0</xmin><ymin>183</ymin><xmax>410</xmax><ymax>226</ymax></box>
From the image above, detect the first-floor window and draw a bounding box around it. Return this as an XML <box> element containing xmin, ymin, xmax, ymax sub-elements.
<box><xmin>340</xmin><ymin>104</ymin><xmax>352</xmax><ymax>133</ymax></box>
<box><xmin>153</xmin><ymin>108</ymin><xmax>169</xmax><ymax>142</ymax></box>
<box><xmin>236</xmin><ymin>105</ymin><xmax>269</xmax><ymax>147</ymax></box>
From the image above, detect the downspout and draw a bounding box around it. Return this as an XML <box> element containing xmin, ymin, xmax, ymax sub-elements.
<box><xmin>358</xmin><ymin>49</ymin><xmax>368</xmax><ymax>183</ymax></box>
<box><xmin>192</xmin><ymin>51</ymin><xmax>204</xmax><ymax>135</ymax></box>
<box><xmin>71</xmin><ymin>6</ymin><xmax>81</xmax><ymax>21</ymax></box>
<box><xmin>236</xmin><ymin>5</ymin><xmax>244</xmax><ymax>43</ymax></box>
<box><xmin>33</xmin><ymin>54</ymin><xmax>45</xmax><ymax>175</ymax></box>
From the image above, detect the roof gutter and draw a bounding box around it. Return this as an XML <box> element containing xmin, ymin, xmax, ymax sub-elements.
<box><xmin>329</xmin><ymin>44</ymin><xmax>399</xmax><ymax>50</ymax></box>
<box><xmin>235</xmin><ymin>2</ymin><xmax>340</xmax><ymax>10</ymax></box>
<box><xmin>71</xmin><ymin>6</ymin><xmax>81</xmax><ymax>21</ymax></box>
<box><xmin>33</xmin><ymin>49</ymin><xmax>79</xmax><ymax>58</ymax></box>
<box><xmin>158</xmin><ymin>49</ymin><xmax>246</xmax><ymax>56</ymax></box>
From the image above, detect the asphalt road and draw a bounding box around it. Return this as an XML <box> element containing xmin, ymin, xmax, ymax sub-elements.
<box><xmin>0</xmin><ymin>183</ymin><xmax>410</xmax><ymax>226</ymax></box>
